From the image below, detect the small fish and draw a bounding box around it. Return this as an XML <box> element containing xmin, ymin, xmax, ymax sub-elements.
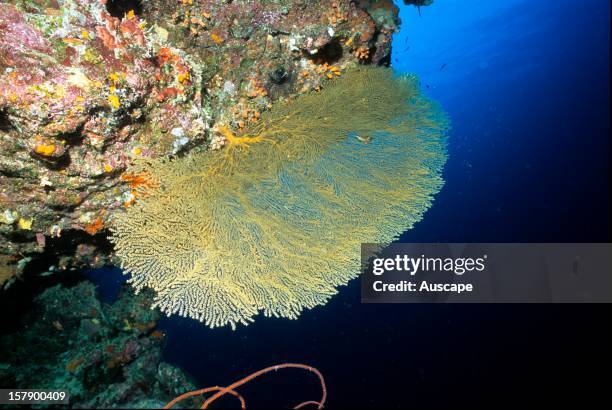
<box><xmin>355</xmin><ymin>135</ymin><xmax>372</xmax><ymax>144</ymax></box>
<box><xmin>440</xmin><ymin>63</ymin><xmax>447</xmax><ymax>71</ymax></box>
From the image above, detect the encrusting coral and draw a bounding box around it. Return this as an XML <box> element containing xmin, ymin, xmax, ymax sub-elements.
<box><xmin>110</xmin><ymin>66</ymin><xmax>449</xmax><ymax>329</ymax></box>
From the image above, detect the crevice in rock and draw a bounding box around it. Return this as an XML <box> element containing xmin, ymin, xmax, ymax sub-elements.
<box><xmin>30</xmin><ymin>151</ymin><xmax>71</xmax><ymax>171</ymax></box>
<box><xmin>0</xmin><ymin>110</ymin><xmax>13</xmax><ymax>132</ymax></box>
<box><xmin>306</xmin><ymin>38</ymin><xmax>344</xmax><ymax>65</ymax></box>
<box><xmin>0</xmin><ymin>229</ymin><xmax>114</xmax><ymax>333</ymax></box>
<box><xmin>105</xmin><ymin>0</ymin><xmax>143</xmax><ymax>19</ymax></box>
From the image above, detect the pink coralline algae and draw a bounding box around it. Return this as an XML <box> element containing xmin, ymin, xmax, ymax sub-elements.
<box><xmin>0</xmin><ymin>0</ymin><xmax>207</xmax><ymax>274</ymax></box>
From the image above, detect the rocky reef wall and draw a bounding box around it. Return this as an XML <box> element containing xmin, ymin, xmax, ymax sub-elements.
<box><xmin>0</xmin><ymin>0</ymin><xmax>412</xmax><ymax>286</ymax></box>
<box><xmin>0</xmin><ymin>280</ymin><xmax>198</xmax><ymax>408</ymax></box>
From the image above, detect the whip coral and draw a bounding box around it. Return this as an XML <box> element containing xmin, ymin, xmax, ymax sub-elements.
<box><xmin>164</xmin><ymin>363</ymin><xmax>326</xmax><ymax>409</ymax></box>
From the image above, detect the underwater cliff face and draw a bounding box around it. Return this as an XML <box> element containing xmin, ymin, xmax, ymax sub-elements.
<box><xmin>0</xmin><ymin>281</ymin><xmax>198</xmax><ymax>408</ymax></box>
<box><xmin>0</xmin><ymin>0</ymin><xmax>401</xmax><ymax>287</ymax></box>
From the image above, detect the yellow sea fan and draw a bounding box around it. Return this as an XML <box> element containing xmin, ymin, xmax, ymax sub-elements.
<box><xmin>110</xmin><ymin>67</ymin><xmax>449</xmax><ymax>329</ymax></box>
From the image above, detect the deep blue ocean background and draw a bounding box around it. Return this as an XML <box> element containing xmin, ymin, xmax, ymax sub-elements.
<box><xmin>394</xmin><ymin>0</ymin><xmax>610</xmax><ymax>243</ymax></box>
<box><xmin>87</xmin><ymin>1</ymin><xmax>610</xmax><ymax>408</ymax></box>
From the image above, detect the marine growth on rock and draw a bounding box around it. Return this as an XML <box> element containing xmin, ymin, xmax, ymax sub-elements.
<box><xmin>111</xmin><ymin>67</ymin><xmax>449</xmax><ymax>329</ymax></box>
<box><xmin>0</xmin><ymin>0</ymin><xmax>404</xmax><ymax>279</ymax></box>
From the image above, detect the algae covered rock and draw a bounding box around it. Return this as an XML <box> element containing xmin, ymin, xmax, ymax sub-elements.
<box><xmin>0</xmin><ymin>0</ymin><xmax>405</xmax><ymax>284</ymax></box>
<box><xmin>0</xmin><ymin>0</ymin><xmax>208</xmax><ymax>270</ymax></box>
<box><xmin>0</xmin><ymin>281</ymin><xmax>196</xmax><ymax>408</ymax></box>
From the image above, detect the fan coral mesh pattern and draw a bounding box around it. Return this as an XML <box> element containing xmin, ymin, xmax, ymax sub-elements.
<box><xmin>110</xmin><ymin>67</ymin><xmax>448</xmax><ymax>329</ymax></box>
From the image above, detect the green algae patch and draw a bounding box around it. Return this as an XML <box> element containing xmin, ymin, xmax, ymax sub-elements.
<box><xmin>111</xmin><ymin>66</ymin><xmax>449</xmax><ymax>329</ymax></box>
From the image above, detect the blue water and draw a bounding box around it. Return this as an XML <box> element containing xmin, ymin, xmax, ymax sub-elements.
<box><xmin>395</xmin><ymin>0</ymin><xmax>610</xmax><ymax>243</ymax></box>
<box><xmin>89</xmin><ymin>1</ymin><xmax>610</xmax><ymax>408</ymax></box>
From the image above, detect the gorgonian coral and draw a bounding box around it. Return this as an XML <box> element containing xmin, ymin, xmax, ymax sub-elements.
<box><xmin>110</xmin><ymin>67</ymin><xmax>448</xmax><ymax>329</ymax></box>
